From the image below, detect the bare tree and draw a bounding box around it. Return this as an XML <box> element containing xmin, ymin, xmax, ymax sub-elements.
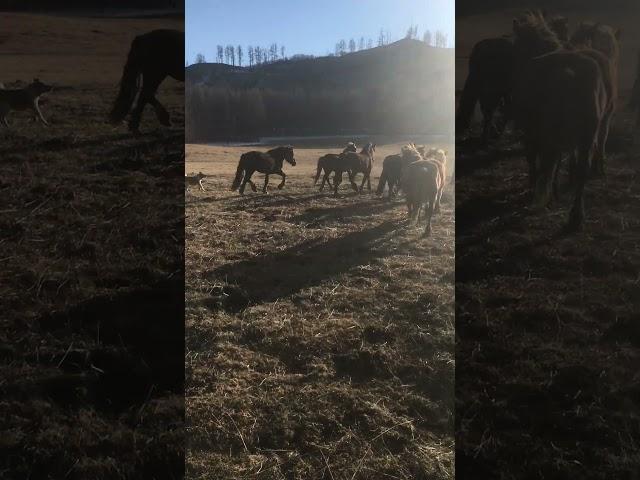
<box><xmin>195</xmin><ymin>52</ymin><xmax>205</xmax><ymax>64</ymax></box>
<box><xmin>217</xmin><ymin>45</ymin><xmax>224</xmax><ymax>63</ymax></box>
<box><xmin>423</xmin><ymin>29</ymin><xmax>432</xmax><ymax>46</ymax></box>
<box><xmin>248</xmin><ymin>45</ymin><xmax>254</xmax><ymax>66</ymax></box>
<box><xmin>359</xmin><ymin>36</ymin><xmax>365</xmax><ymax>51</ymax></box>
<box><xmin>349</xmin><ymin>38</ymin><xmax>356</xmax><ymax>53</ymax></box>
<box><xmin>378</xmin><ymin>28</ymin><xmax>385</xmax><ymax>46</ymax></box>
<box><xmin>280</xmin><ymin>45</ymin><xmax>286</xmax><ymax>60</ymax></box>
<box><xmin>237</xmin><ymin>45</ymin><xmax>243</xmax><ymax>66</ymax></box>
<box><xmin>406</xmin><ymin>25</ymin><xmax>419</xmax><ymax>39</ymax></box>
<box><xmin>367</xmin><ymin>38</ymin><xmax>373</xmax><ymax>49</ymax></box>
<box><xmin>270</xmin><ymin>43</ymin><xmax>278</xmax><ymax>62</ymax></box>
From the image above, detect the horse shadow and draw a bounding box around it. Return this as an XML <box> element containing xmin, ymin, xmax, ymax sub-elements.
<box><xmin>223</xmin><ymin>191</ymin><xmax>330</xmax><ymax>210</ymax></box>
<box><xmin>287</xmin><ymin>198</ymin><xmax>399</xmax><ymax>226</ymax></box>
<box><xmin>207</xmin><ymin>220</ymin><xmax>402</xmax><ymax>311</ymax></box>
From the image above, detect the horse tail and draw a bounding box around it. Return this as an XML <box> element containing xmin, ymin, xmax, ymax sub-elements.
<box><xmin>376</xmin><ymin>168</ymin><xmax>387</xmax><ymax>195</ymax></box>
<box><xmin>231</xmin><ymin>159</ymin><xmax>245</xmax><ymax>191</ymax></box>
<box><xmin>109</xmin><ymin>35</ymin><xmax>144</xmax><ymax>124</ymax></box>
<box><xmin>314</xmin><ymin>158</ymin><xmax>324</xmax><ymax>185</ymax></box>
<box><xmin>456</xmin><ymin>51</ymin><xmax>481</xmax><ymax>133</ymax></box>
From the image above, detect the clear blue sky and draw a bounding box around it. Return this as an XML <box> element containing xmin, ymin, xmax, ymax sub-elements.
<box><xmin>186</xmin><ymin>0</ymin><xmax>454</xmax><ymax>64</ymax></box>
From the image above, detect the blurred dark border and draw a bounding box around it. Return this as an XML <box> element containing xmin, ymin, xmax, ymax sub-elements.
<box><xmin>457</xmin><ymin>0</ymin><xmax>636</xmax><ymax>17</ymax></box>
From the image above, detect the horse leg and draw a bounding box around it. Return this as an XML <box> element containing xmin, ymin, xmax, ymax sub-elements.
<box><xmin>320</xmin><ymin>171</ymin><xmax>331</xmax><ymax>191</ymax></box>
<box><xmin>149</xmin><ymin>96</ymin><xmax>171</xmax><ymax>126</ymax></box>
<box><xmin>568</xmin><ymin>145</ymin><xmax>591</xmax><ymax>231</ymax></box>
<box><xmin>129</xmin><ymin>71</ymin><xmax>164</xmax><ymax>132</ymax></box>
<box><xmin>276</xmin><ymin>170</ymin><xmax>286</xmax><ymax>189</ymax></box>
<box><xmin>241</xmin><ymin>169</ymin><xmax>257</xmax><ymax>194</ymax></box>
<box><xmin>334</xmin><ymin>171</ymin><xmax>343</xmax><ymax>197</ymax></box>
<box><xmin>349</xmin><ymin>171</ymin><xmax>359</xmax><ymax>192</ymax></box>
<box><xmin>532</xmin><ymin>148</ymin><xmax>559</xmax><ymax>211</ymax></box>
<box><xmin>359</xmin><ymin>172</ymin><xmax>367</xmax><ymax>193</ymax></box>
<box><xmin>263</xmin><ymin>174</ymin><xmax>270</xmax><ymax>194</ymax></box>
<box><xmin>366</xmin><ymin>170</ymin><xmax>371</xmax><ymax>192</ymax></box>
<box><xmin>592</xmin><ymin>110</ymin><xmax>613</xmax><ymax>177</ymax></box>
<box><xmin>423</xmin><ymin>197</ymin><xmax>435</xmax><ymax>237</ymax></box>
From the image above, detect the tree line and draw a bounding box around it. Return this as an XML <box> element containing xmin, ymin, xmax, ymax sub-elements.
<box><xmin>188</xmin><ymin>24</ymin><xmax>450</xmax><ymax>66</ymax></box>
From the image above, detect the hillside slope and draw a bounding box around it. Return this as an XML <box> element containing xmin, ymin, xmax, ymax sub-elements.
<box><xmin>186</xmin><ymin>39</ymin><xmax>454</xmax><ymax>141</ymax></box>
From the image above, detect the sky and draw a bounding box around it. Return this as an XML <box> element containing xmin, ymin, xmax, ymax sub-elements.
<box><xmin>186</xmin><ymin>0</ymin><xmax>454</xmax><ymax>65</ymax></box>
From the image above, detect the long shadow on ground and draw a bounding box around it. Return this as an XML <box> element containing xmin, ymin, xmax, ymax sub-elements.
<box><xmin>207</xmin><ymin>220</ymin><xmax>402</xmax><ymax>311</ymax></box>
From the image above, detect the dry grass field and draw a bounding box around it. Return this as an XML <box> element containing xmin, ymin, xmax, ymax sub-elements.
<box><xmin>456</xmin><ymin>8</ymin><xmax>640</xmax><ymax>479</ymax></box>
<box><xmin>0</xmin><ymin>13</ymin><xmax>184</xmax><ymax>479</ymax></box>
<box><xmin>185</xmin><ymin>142</ymin><xmax>455</xmax><ymax>479</ymax></box>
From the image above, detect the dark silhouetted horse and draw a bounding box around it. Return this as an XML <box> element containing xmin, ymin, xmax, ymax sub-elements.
<box><xmin>332</xmin><ymin>143</ymin><xmax>376</xmax><ymax>197</ymax></box>
<box><xmin>109</xmin><ymin>29</ymin><xmax>184</xmax><ymax>133</ymax></box>
<box><xmin>231</xmin><ymin>146</ymin><xmax>296</xmax><ymax>195</ymax></box>
<box><xmin>376</xmin><ymin>144</ymin><xmax>423</xmax><ymax>199</ymax></box>
<box><xmin>456</xmin><ymin>12</ymin><xmax>569</xmax><ymax>144</ymax></box>
<box><xmin>313</xmin><ymin>142</ymin><xmax>358</xmax><ymax>190</ymax></box>
<box><xmin>401</xmin><ymin>155</ymin><xmax>443</xmax><ymax>237</ymax></box>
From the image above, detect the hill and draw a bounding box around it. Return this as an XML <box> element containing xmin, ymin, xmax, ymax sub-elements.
<box><xmin>185</xmin><ymin>39</ymin><xmax>454</xmax><ymax>142</ymax></box>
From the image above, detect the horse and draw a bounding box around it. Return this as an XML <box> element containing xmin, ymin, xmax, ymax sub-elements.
<box><xmin>423</xmin><ymin>147</ymin><xmax>448</xmax><ymax>213</ymax></box>
<box><xmin>109</xmin><ymin>29</ymin><xmax>184</xmax><ymax>133</ymax></box>
<box><xmin>332</xmin><ymin>143</ymin><xmax>376</xmax><ymax>197</ymax></box>
<box><xmin>313</xmin><ymin>142</ymin><xmax>358</xmax><ymax>190</ymax></box>
<box><xmin>376</xmin><ymin>144</ymin><xmax>423</xmax><ymax>199</ymax></box>
<box><xmin>401</xmin><ymin>155</ymin><xmax>443</xmax><ymax>237</ymax></box>
<box><xmin>569</xmin><ymin>21</ymin><xmax>621</xmax><ymax>175</ymax></box>
<box><xmin>456</xmin><ymin>12</ymin><xmax>569</xmax><ymax>144</ymax></box>
<box><xmin>231</xmin><ymin>146</ymin><xmax>296</xmax><ymax>195</ymax></box>
<box><xmin>512</xmin><ymin>11</ymin><xmax>608</xmax><ymax>230</ymax></box>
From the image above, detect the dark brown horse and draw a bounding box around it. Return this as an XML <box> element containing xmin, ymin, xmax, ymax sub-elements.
<box><xmin>456</xmin><ymin>12</ymin><xmax>568</xmax><ymax>144</ymax></box>
<box><xmin>313</xmin><ymin>142</ymin><xmax>358</xmax><ymax>190</ymax></box>
<box><xmin>401</xmin><ymin>157</ymin><xmax>443</xmax><ymax>237</ymax></box>
<box><xmin>376</xmin><ymin>145</ymin><xmax>421</xmax><ymax>199</ymax></box>
<box><xmin>109</xmin><ymin>29</ymin><xmax>184</xmax><ymax>133</ymax></box>
<box><xmin>231</xmin><ymin>146</ymin><xmax>296</xmax><ymax>195</ymax></box>
<box><xmin>332</xmin><ymin>143</ymin><xmax>376</xmax><ymax>197</ymax></box>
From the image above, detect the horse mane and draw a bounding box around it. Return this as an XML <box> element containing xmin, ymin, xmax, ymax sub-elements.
<box><xmin>513</xmin><ymin>10</ymin><xmax>564</xmax><ymax>55</ymax></box>
<box><xmin>267</xmin><ymin>145</ymin><xmax>292</xmax><ymax>157</ymax></box>
<box><xmin>570</xmin><ymin>21</ymin><xmax>620</xmax><ymax>61</ymax></box>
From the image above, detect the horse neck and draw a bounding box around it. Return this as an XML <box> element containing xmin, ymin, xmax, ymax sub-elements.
<box><xmin>268</xmin><ymin>148</ymin><xmax>286</xmax><ymax>167</ymax></box>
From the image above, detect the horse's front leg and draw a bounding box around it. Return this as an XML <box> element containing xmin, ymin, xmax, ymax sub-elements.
<box><xmin>320</xmin><ymin>172</ymin><xmax>331</xmax><ymax>191</ymax></box>
<box><xmin>276</xmin><ymin>170</ymin><xmax>286</xmax><ymax>190</ymax></box>
<box><xmin>358</xmin><ymin>171</ymin><xmax>367</xmax><ymax>193</ymax></box>
<box><xmin>263</xmin><ymin>174</ymin><xmax>270</xmax><ymax>194</ymax></box>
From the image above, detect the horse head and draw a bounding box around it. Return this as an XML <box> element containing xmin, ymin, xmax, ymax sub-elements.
<box><xmin>283</xmin><ymin>145</ymin><xmax>296</xmax><ymax>166</ymax></box>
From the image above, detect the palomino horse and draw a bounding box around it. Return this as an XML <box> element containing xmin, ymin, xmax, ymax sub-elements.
<box><xmin>313</xmin><ymin>142</ymin><xmax>358</xmax><ymax>190</ymax></box>
<box><xmin>332</xmin><ymin>143</ymin><xmax>376</xmax><ymax>197</ymax></box>
<box><xmin>456</xmin><ymin>12</ymin><xmax>569</xmax><ymax>144</ymax></box>
<box><xmin>109</xmin><ymin>29</ymin><xmax>184</xmax><ymax>133</ymax></box>
<box><xmin>231</xmin><ymin>146</ymin><xmax>296</xmax><ymax>195</ymax></box>
<box><xmin>512</xmin><ymin>11</ymin><xmax>608</xmax><ymax>229</ymax></box>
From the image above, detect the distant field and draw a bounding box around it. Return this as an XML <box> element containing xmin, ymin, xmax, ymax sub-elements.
<box><xmin>0</xmin><ymin>13</ymin><xmax>184</xmax><ymax>479</ymax></box>
<box><xmin>185</xmin><ymin>141</ymin><xmax>455</xmax><ymax>478</ymax></box>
